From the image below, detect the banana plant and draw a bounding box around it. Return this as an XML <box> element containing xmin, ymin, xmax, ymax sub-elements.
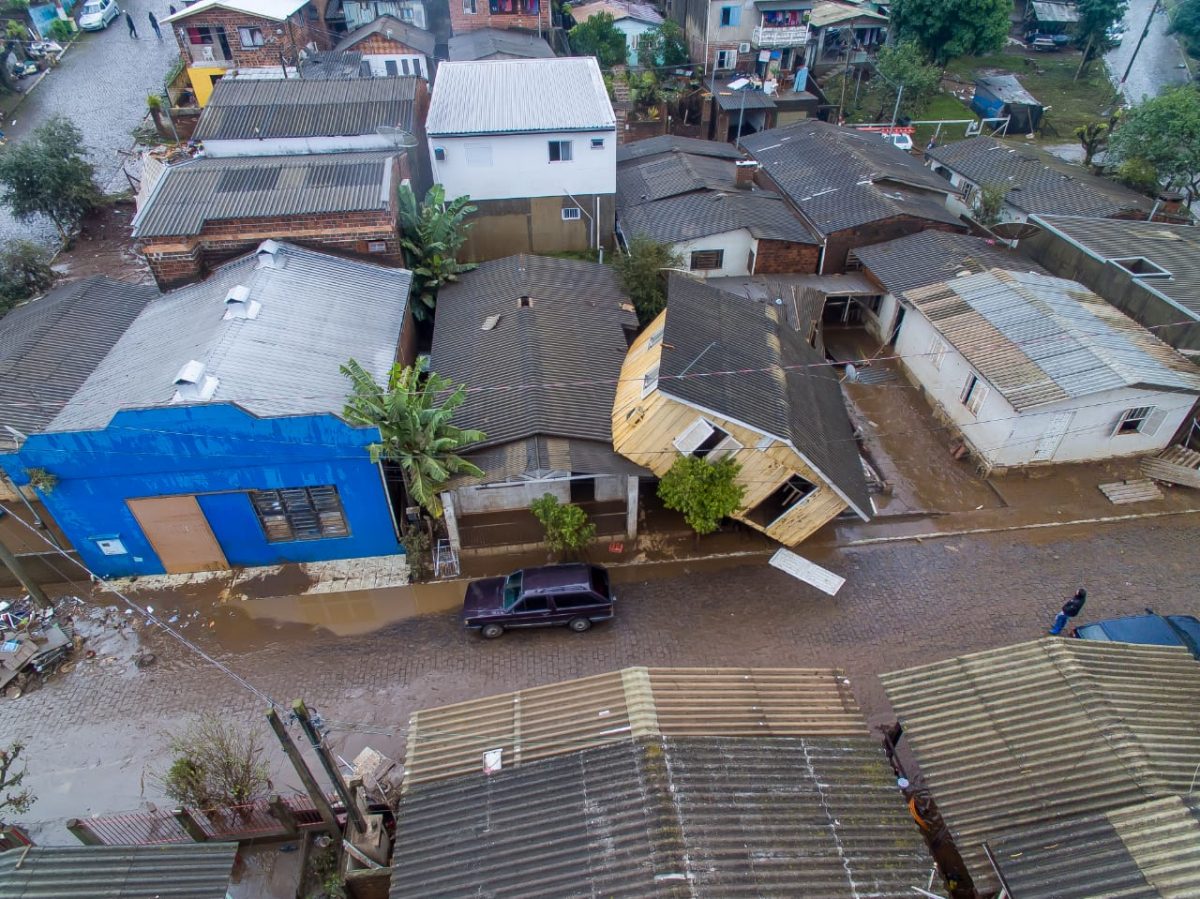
<box><xmin>397</xmin><ymin>184</ymin><xmax>478</xmax><ymax>322</ymax></box>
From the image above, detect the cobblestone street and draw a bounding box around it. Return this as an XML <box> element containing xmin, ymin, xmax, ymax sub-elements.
<box><xmin>3</xmin><ymin>514</ymin><xmax>1197</xmax><ymax>843</ymax></box>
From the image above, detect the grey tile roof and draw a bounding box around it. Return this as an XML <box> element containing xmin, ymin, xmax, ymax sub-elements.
<box><xmin>616</xmin><ymin>151</ymin><xmax>740</xmax><ymax>206</ymax></box>
<box><xmin>0</xmin><ymin>841</ymin><xmax>238</xmax><ymax>898</ymax></box>
<box><xmin>0</xmin><ymin>277</ymin><xmax>158</xmax><ymax>435</ymax></box>
<box><xmin>974</xmin><ymin>74</ymin><xmax>1040</xmax><ymax>107</ymax></box>
<box><xmin>427</xmin><ymin>58</ymin><xmax>614</xmax><ymax>135</ymax></box>
<box><xmin>334</xmin><ymin>14</ymin><xmax>435</xmax><ymax>55</ymax></box>
<box><xmin>621</xmin><ymin>190</ymin><xmax>817</xmax><ymax>244</ymax></box>
<box><xmin>449</xmin><ymin>435</ymin><xmax>648</xmax><ymax>487</ymax></box>
<box><xmin>880</xmin><ymin>638</ymin><xmax>1200</xmax><ymax>896</ymax></box>
<box><xmin>851</xmin><ymin>230</ymin><xmax>1048</xmax><ymax>296</ymax></box>
<box><xmin>903</xmin><ymin>267</ymin><xmax>1200</xmax><ymax>410</ymax></box>
<box><xmin>193</xmin><ymin>76</ymin><xmax>420</xmax><ymax>141</ymax></box>
<box><xmin>132</xmin><ymin>151</ymin><xmax>397</xmax><ymax>239</ymax></box>
<box><xmin>661</xmin><ymin>275</ymin><xmax>872</xmax><ymax>517</ymax></box>
<box><xmin>616</xmin><ymin>135</ymin><xmax>743</xmax><ymax>164</ymax></box>
<box><xmin>926</xmin><ymin>136</ymin><xmax>1154</xmax><ymax>218</ymax></box>
<box><xmin>430</xmin><ymin>255</ymin><xmax>638</xmax><ymax>454</ymax></box>
<box><xmin>985</xmin><ymin>796</ymin><xmax>1200</xmax><ymax>899</ymax></box>
<box><xmin>713</xmin><ymin>83</ymin><xmax>777</xmax><ymax>111</ymax></box>
<box><xmin>446</xmin><ymin>27</ymin><xmax>556</xmax><ymax>60</ymax></box>
<box><xmin>742</xmin><ymin>120</ymin><xmax>962</xmax><ymax>235</ymax></box>
<box><xmin>48</xmin><ymin>242</ymin><xmax>411</xmax><ymax>432</ymax></box>
<box><xmin>1032</xmin><ymin>214</ymin><xmax>1200</xmax><ymax>319</ymax></box>
<box><xmin>390</xmin><ymin>736</ymin><xmax>935</xmax><ymax>899</ymax></box>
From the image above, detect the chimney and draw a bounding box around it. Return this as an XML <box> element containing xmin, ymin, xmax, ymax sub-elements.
<box><xmin>735</xmin><ymin>160</ymin><xmax>758</xmax><ymax>189</ymax></box>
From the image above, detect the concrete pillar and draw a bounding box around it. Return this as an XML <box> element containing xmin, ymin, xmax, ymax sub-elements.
<box><xmin>625</xmin><ymin>476</ymin><xmax>639</xmax><ymax>540</ymax></box>
<box><xmin>442</xmin><ymin>491</ymin><xmax>461</xmax><ymax>554</ymax></box>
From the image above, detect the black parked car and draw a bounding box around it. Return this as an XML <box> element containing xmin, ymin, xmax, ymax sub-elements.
<box><xmin>462</xmin><ymin>564</ymin><xmax>615</xmax><ymax>639</ymax></box>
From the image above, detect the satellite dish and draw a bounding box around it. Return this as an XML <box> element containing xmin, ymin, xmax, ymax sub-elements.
<box><xmin>990</xmin><ymin>221</ymin><xmax>1043</xmax><ymax>240</ymax></box>
<box><xmin>376</xmin><ymin>126</ymin><xmax>420</xmax><ymax>148</ymax></box>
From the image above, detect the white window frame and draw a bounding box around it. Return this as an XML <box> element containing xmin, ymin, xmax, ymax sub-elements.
<box><xmin>647</xmin><ymin>327</ymin><xmax>664</xmax><ymax>349</ymax></box>
<box><xmin>1112</xmin><ymin>405</ymin><xmax>1159</xmax><ymax>436</ymax></box>
<box><xmin>463</xmin><ymin>0</ymin><xmax>476</xmax><ymax>12</ymax></box>
<box><xmin>672</xmin><ymin>417</ymin><xmax>743</xmax><ymax>460</ymax></box>
<box><xmin>642</xmin><ymin>363</ymin><xmax>660</xmax><ymax>397</ymax></box>
<box><xmin>549</xmin><ymin>140</ymin><xmax>573</xmax><ymax>162</ymax></box>
<box><xmin>562</xmin><ymin>207</ymin><xmax>582</xmax><ymax>221</ymax></box>
<box><xmin>961</xmin><ymin>373</ymin><xmax>988</xmax><ymax>416</ymax></box>
<box><xmin>237</xmin><ymin>25</ymin><xmax>265</xmax><ymax>46</ymax></box>
<box><xmin>929</xmin><ymin>337</ymin><xmax>947</xmax><ymax>370</ymax></box>
<box><xmin>591</xmin><ymin>137</ymin><xmax>605</xmax><ymax>149</ymax></box>
<box><xmin>400</xmin><ymin>5</ymin><xmax>414</xmax><ymax>19</ymax></box>
<box><xmin>715</xmin><ymin>49</ymin><xmax>736</xmax><ymax>69</ymax></box>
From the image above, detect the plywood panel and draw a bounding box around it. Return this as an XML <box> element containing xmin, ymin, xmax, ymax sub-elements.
<box><xmin>128</xmin><ymin>495</ymin><xmax>228</xmax><ymax>574</ymax></box>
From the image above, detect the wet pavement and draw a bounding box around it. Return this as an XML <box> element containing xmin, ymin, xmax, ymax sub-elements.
<box><xmin>1105</xmin><ymin>0</ymin><xmax>1192</xmax><ymax>102</ymax></box>
<box><xmin>2</xmin><ymin>513</ymin><xmax>1198</xmax><ymax>844</ymax></box>
<box><xmin>0</xmin><ymin>5</ymin><xmax>178</xmax><ymax>246</ymax></box>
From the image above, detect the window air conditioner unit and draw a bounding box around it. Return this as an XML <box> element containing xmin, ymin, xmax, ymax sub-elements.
<box><xmin>738</xmin><ymin>41</ymin><xmax>751</xmax><ymax>53</ymax></box>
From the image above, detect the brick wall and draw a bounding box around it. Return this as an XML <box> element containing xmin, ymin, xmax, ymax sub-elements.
<box><xmin>823</xmin><ymin>216</ymin><xmax>966</xmax><ymax>274</ymax></box>
<box><xmin>448</xmin><ymin>0</ymin><xmax>550</xmax><ymax>35</ymax></box>
<box><xmin>755</xmin><ymin>239</ymin><xmax>819</xmax><ymax>274</ymax></box>
<box><xmin>350</xmin><ymin>32</ymin><xmax>426</xmax><ymax>56</ymax></box>
<box><xmin>171</xmin><ymin>6</ymin><xmax>327</xmax><ymax>69</ymax></box>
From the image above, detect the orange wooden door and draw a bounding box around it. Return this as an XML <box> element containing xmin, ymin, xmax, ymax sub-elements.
<box><xmin>127</xmin><ymin>495</ymin><xmax>228</xmax><ymax>574</ymax></box>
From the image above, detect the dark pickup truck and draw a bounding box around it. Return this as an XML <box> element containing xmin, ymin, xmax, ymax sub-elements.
<box><xmin>462</xmin><ymin>563</ymin><xmax>615</xmax><ymax>639</ymax></box>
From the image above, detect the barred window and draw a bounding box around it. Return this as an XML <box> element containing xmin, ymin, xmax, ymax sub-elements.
<box><xmin>251</xmin><ymin>486</ymin><xmax>349</xmax><ymax>542</ymax></box>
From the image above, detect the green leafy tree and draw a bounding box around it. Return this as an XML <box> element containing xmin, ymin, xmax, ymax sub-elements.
<box><xmin>974</xmin><ymin>183</ymin><xmax>1008</xmax><ymax>227</ymax></box>
<box><xmin>658</xmin><ymin>455</ymin><xmax>746</xmax><ymax>536</ymax></box>
<box><xmin>0</xmin><ymin>240</ymin><xmax>54</xmax><ymax>314</ymax></box>
<box><xmin>155</xmin><ymin>716</ymin><xmax>270</xmax><ymax>810</ymax></box>
<box><xmin>531</xmin><ymin>493</ymin><xmax>597</xmax><ymax>556</ymax></box>
<box><xmin>0</xmin><ymin>741</ymin><xmax>34</xmax><ymax>827</ymax></box>
<box><xmin>873</xmin><ymin>41</ymin><xmax>941</xmax><ymax>119</ymax></box>
<box><xmin>1114</xmin><ymin>157</ymin><xmax>1160</xmax><ymax>194</ymax></box>
<box><xmin>1171</xmin><ymin>0</ymin><xmax>1200</xmax><ymax>49</ymax></box>
<box><xmin>890</xmin><ymin>0</ymin><xmax>1009</xmax><ymax>63</ymax></box>
<box><xmin>1107</xmin><ymin>86</ymin><xmax>1200</xmax><ymax>202</ymax></box>
<box><xmin>397</xmin><ymin>183</ymin><xmax>477</xmax><ymax>322</ymax></box>
<box><xmin>637</xmin><ymin>20</ymin><xmax>688</xmax><ymax>69</ymax></box>
<box><xmin>570</xmin><ymin>11</ymin><xmax>629</xmax><ymax>67</ymax></box>
<box><xmin>1074</xmin><ymin>0</ymin><xmax>1128</xmax><ymax>79</ymax></box>
<box><xmin>614</xmin><ymin>235</ymin><xmax>683</xmax><ymax>327</ymax></box>
<box><xmin>0</xmin><ymin>116</ymin><xmax>104</xmax><ymax>242</ymax></box>
<box><xmin>341</xmin><ymin>360</ymin><xmax>485</xmax><ymax>519</ymax></box>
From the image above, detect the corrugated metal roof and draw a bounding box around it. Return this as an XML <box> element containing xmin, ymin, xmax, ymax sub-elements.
<box><xmin>132</xmin><ymin>151</ymin><xmax>396</xmax><ymax>238</ymax></box>
<box><xmin>390</xmin><ymin>735</ymin><xmax>936</xmax><ymax>898</ymax></box>
<box><xmin>713</xmin><ymin>85</ymin><xmax>777</xmax><ymax>111</ymax></box>
<box><xmin>903</xmin><ymin>268</ymin><xmax>1200</xmax><ymax>409</ymax></box>
<box><xmin>742</xmin><ymin>120</ymin><xmax>961</xmax><ymax>235</ymax></box>
<box><xmin>0</xmin><ymin>277</ymin><xmax>158</xmax><ymax>435</ymax></box>
<box><xmin>297</xmin><ymin>50</ymin><xmax>366</xmax><ymax>80</ymax></box>
<box><xmin>403</xmin><ymin>667</ymin><xmax>864</xmax><ymax>787</ymax></box>
<box><xmin>986</xmin><ymin>795</ymin><xmax>1200</xmax><ymax>899</ymax></box>
<box><xmin>430</xmin><ymin>255</ymin><xmax>636</xmax><ymax>452</ymax></box>
<box><xmin>194</xmin><ymin>76</ymin><xmax>419</xmax><ymax>141</ymax></box>
<box><xmin>616</xmin><ymin>135</ymin><xmax>743</xmax><ymax>164</ymax></box>
<box><xmin>1032</xmin><ymin>214</ymin><xmax>1200</xmax><ymax>319</ymax></box>
<box><xmin>334</xmin><ymin>14</ymin><xmax>436</xmax><ymax>55</ymax></box>
<box><xmin>48</xmin><ymin>242</ymin><xmax>410</xmax><ymax>432</ymax></box>
<box><xmin>927</xmin><ymin>136</ymin><xmax>1153</xmax><ymax>218</ymax></box>
<box><xmin>621</xmin><ymin>190</ymin><xmax>816</xmax><ymax>244</ymax></box>
<box><xmin>163</xmin><ymin>0</ymin><xmax>305</xmax><ymax>22</ymax></box>
<box><xmin>851</xmin><ymin>230</ymin><xmax>1048</xmax><ymax>296</ymax></box>
<box><xmin>880</xmin><ymin>638</ymin><xmax>1200</xmax><ymax>896</ymax></box>
<box><xmin>570</xmin><ymin>0</ymin><xmax>662</xmax><ymax>23</ymax></box>
<box><xmin>426</xmin><ymin>58</ymin><xmax>615</xmax><ymax>136</ymax></box>
<box><xmin>447</xmin><ymin>436</ymin><xmax>647</xmax><ymax>487</ymax></box>
<box><xmin>446</xmin><ymin>27</ymin><xmax>556</xmax><ymax>60</ymax></box>
<box><xmin>807</xmin><ymin>1</ymin><xmax>888</xmax><ymax>27</ymax></box>
<box><xmin>659</xmin><ymin>275</ymin><xmax>872</xmax><ymax>518</ymax></box>
<box><xmin>974</xmin><ymin>74</ymin><xmax>1041</xmax><ymax>107</ymax></box>
<box><xmin>617</xmin><ymin>150</ymin><xmax>736</xmax><ymax>205</ymax></box>
<box><xmin>0</xmin><ymin>842</ymin><xmax>238</xmax><ymax>898</ymax></box>
<box><xmin>1031</xmin><ymin>0</ymin><xmax>1079</xmax><ymax>21</ymax></box>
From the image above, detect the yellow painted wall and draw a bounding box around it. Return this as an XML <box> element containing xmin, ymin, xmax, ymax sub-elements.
<box><xmin>612</xmin><ymin>311</ymin><xmax>849</xmax><ymax>546</ymax></box>
<box><xmin>187</xmin><ymin>66</ymin><xmax>227</xmax><ymax>107</ymax></box>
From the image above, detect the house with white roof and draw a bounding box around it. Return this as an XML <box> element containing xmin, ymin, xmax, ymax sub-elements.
<box><xmin>426</xmin><ymin>57</ymin><xmax>617</xmax><ymax>260</ymax></box>
<box><xmin>894</xmin><ymin>267</ymin><xmax>1200</xmax><ymax>472</ymax></box>
<box><xmin>0</xmin><ymin>242</ymin><xmax>415</xmax><ymax>578</ymax></box>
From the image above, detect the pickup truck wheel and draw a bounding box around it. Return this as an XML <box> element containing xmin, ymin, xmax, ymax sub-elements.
<box><xmin>568</xmin><ymin>617</ymin><xmax>592</xmax><ymax>633</ymax></box>
<box><xmin>480</xmin><ymin>623</ymin><xmax>504</xmax><ymax>639</ymax></box>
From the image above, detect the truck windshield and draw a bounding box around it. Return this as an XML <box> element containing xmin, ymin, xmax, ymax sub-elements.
<box><xmin>502</xmin><ymin>572</ymin><xmax>523</xmax><ymax>609</ymax></box>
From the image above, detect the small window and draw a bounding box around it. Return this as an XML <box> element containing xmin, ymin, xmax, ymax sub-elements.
<box><xmin>673</xmin><ymin>418</ymin><xmax>742</xmax><ymax>460</ymax></box>
<box><xmin>690</xmin><ymin>249</ymin><xmax>724</xmax><ymax>271</ymax></box>
<box><xmin>642</xmin><ymin>363</ymin><xmax>660</xmax><ymax>397</ymax></box>
<box><xmin>715</xmin><ymin>49</ymin><xmax>736</xmax><ymax>69</ymax></box>
<box><xmin>237</xmin><ymin>26</ymin><xmax>265</xmax><ymax>46</ymax></box>
<box><xmin>251</xmin><ymin>486</ymin><xmax>349</xmax><ymax>542</ymax></box>
<box><xmin>549</xmin><ymin>140</ymin><xmax>573</xmax><ymax>162</ymax></box>
<box><xmin>562</xmin><ymin>207</ymin><xmax>581</xmax><ymax>221</ymax></box>
<box><xmin>366</xmin><ymin>240</ymin><xmax>387</xmax><ymax>253</ymax></box>
<box><xmin>960</xmin><ymin>373</ymin><xmax>988</xmax><ymax>416</ymax></box>
<box><xmin>719</xmin><ymin>4</ymin><xmax>739</xmax><ymax>25</ymax></box>
<box><xmin>929</xmin><ymin>337</ymin><xmax>947</xmax><ymax>370</ymax></box>
<box><xmin>518</xmin><ymin>295</ymin><xmax>532</xmax><ymax>308</ymax></box>
<box><xmin>434</xmin><ymin>147</ymin><xmax>446</xmax><ymax>161</ymax></box>
<box><xmin>746</xmin><ymin>474</ymin><xmax>818</xmax><ymax>527</ymax></box>
<box><xmin>385</xmin><ymin>59</ymin><xmax>399</xmax><ymax>75</ymax></box>
<box><xmin>1112</xmin><ymin>406</ymin><xmax>1158</xmax><ymax>436</ymax></box>
<box><xmin>463</xmin><ymin>0</ymin><xmax>476</xmax><ymax>12</ymax></box>
<box><xmin>647</xmin><ymin>328</ymin><xmax>664</xmax><ymax>349</ymax></box>
<box><xmin>400</xmin><ymin>5</ymin><xmax>414</xmax><ymax>19</ymax></box>
<box><xmin>591</xmin><ymin>137</ymin><xmax>605</xmax><ymax>149</ymax></box>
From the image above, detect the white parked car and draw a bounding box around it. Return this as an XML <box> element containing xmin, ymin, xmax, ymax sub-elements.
<box><xmin>881</xmin><ymin>131</ymin><xmax>914</xmax><ymax>152</ymax></box>
<box><xmin>79</xmin><ymin>0</ymin><xmax>120</xmax><ymax>30</ymax></box>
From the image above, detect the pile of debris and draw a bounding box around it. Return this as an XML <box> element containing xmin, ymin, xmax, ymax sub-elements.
<box><xmin>0</xmin><ymin>595</ymin><xmax>81</xmax><ymax>699</ymax></box>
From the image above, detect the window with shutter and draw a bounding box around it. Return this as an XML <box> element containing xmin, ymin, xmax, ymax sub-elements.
<box><xmin>674</xmin><ymin>418</ymin><xmax>716</xmax><ymax>454</ymax></box>
<box><xmin>1111</xmin><ymin>405</ymin><xmax>1159</xmax><ymax>436</ymax></box>
<box><xmin>642</xmin><ymin>363</ymin><xmax>660</xmax><ymax>397</ymax></box>
<box><xmin>251</xmin><ymin>486</ymin><xmax>349</xmax><ymax>542</ymax></box>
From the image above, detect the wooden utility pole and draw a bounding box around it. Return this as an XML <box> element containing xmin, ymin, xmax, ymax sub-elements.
<box><xmin>265</xmin><ymin>706</ymin><xmax>340</xmax><ymax>838</ymax></box>
<box><xmin>292</xmin><ymin>699</ymin><xmax>367</xmax><ymax>833</ymax></box>
<box><xmin>0</xmin><ymin>530</ymin><xmax>51</xmax><ymax>610</ymax></box>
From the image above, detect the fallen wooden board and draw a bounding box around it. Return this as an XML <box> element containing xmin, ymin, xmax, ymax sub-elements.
<box><xmin>1143</xmin><ymin>457</ymin><xmax>1200</xmax><ymax>489</ymax></box>
<box><xmin>1099</xmin><ymin>478</ymin><xmax>1164</xmax><ymax>504</ymax></box>
<box><xmin>769</xmin><ymin>548</ymin><xmax>846</xmax><ymax>596</ymax></box>
<box><xmin>1159</xmin><ymin>445</ymin><xmax>1200</xmax><ymax>468</ymax></box>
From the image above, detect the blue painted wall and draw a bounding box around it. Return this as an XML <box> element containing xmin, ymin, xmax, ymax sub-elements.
<box><xmin>615</xmin><ymin>18</ymin><xmax>658</xmax><ymax>66</ymax></box>
<box><xmin>0</xmin><ymin>404</ymin><xmax>402</xmax><ymax>578</ymax></box>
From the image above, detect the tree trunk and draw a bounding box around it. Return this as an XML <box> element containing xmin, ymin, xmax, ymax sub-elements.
<box><xmin>1074</xmin><ymin>34</ymin><xmax>1094</xmax><ymax>82</ymax></box>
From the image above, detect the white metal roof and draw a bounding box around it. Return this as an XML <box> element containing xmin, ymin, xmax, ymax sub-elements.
<box><xmin>426</xmin><ymin>58</ymin><xmax>616</xmax><ymax>136</ymax></box>
<box><xmin>163</xmin><ymin>0</ymin><xmax>308</xmax><ymax>23</ymax></box>
<box><xmin>904</xmin><ymin>268</ymin><xmax>1200</xmax><ymax>409</ymax></box>
<box><xmin>48</xmin><ymin>242</ymin><xmax>411</xmax><ymax>432</ymax></box>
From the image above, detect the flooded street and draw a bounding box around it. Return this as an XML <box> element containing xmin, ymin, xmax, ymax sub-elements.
<box><xmin>2</xmin><ymin>514</ymin><xmax>1197</xmax><ymax>844</ymax></box>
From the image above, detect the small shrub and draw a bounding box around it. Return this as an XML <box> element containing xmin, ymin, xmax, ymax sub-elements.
<box><xmin>531</xmin><ymin>493</ymin><xmax>596</xmax><ymax>556</ymax></box>
<box><xmin>24</xmin><ymin>467</ymin><xmax>57</xmax><ymax>493</ymax></box>
<box><xmin>0</xmin><ymin>240</ymin><xmax>54</xmax><ymax>313</ymax></box>
<box><xmin>155</xmin><ymin>715</ymin><xmax>270</xmax><ymax>810</ymax></box>
<box><xmin>47</xmin><ymin>18</ymin><xmax>72</xmax><ymax>42</ymax></box>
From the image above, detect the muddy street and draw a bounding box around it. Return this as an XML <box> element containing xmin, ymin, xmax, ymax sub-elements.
<box><xmin>1</xmin><ymin>514</ymin><xmax>1197</xmax><ymax>843</ymax></box>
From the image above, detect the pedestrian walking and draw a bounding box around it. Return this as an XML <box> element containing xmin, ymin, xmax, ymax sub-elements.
<box><xmin>1049</xmin><ymin>588</ymin><xmax>1087</xmax><ymax>635</ymax></box>
<box><xmin>148</xmin><ymin>10</ymin><xmax>162</xmax><ymax>38</ymax></box>
<box><xmin>126</xmin><ymin>10</ymin><xmax>138</xmax><ymax>36</ymax></box>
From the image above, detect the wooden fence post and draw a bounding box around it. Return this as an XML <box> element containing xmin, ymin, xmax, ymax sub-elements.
<box><xmin>65</xmin><ymin>818</ymin><xmax>104</xmax><ymax>846</ymax></box>
<box><xmin>268</xmin><ymin>794</ymin><xmax>299</xmax><ymax>835</ymax></box>
<box><xmin>172</xmin><ymin>808</ymin><xmax>210</xmax><ymax>843</ymax></box>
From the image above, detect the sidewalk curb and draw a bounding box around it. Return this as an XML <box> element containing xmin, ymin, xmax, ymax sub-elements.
<box><xmin>5</xmin><ymin>36</ymin><xmax>80</xmax><ymax>121</ymax></box>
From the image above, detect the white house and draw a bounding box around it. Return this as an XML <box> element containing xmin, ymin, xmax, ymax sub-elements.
<box><xmin>895</xmin><ymin>268</ymin><xmax>1200</xmax><ymax>472</ymax></box>
<box><xmin>568</xmin><ymin>0</ymin><xmax>662</xmax><ymax>66</ymax></box>
<box><xmin>426</xmin><ymin>57</ymin><xmax>617</xmax><ymax>261</ymax></box>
